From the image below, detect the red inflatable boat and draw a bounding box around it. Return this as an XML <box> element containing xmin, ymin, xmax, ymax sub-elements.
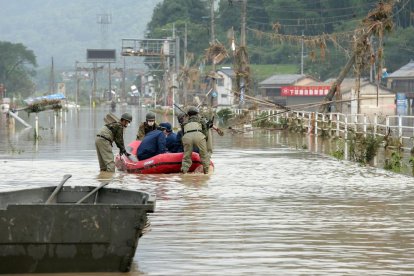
<box><xmin>115</xmin><ymin>140</ymin><xmax>214</xmax><ymax>174</ymax></box>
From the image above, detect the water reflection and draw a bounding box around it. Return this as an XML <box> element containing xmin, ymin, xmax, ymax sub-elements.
<box><xmin>1</xmin><ymin>107</ymin><xmax>414</xmax><ymax>275</ymax></box>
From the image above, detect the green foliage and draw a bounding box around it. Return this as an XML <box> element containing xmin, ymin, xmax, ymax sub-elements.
<box><xmin>318</xmin><ymin>119</ymin><xmax>332</xmax><ymax>138</ymax></box>
<box><xmin>304</xmin><ymin>47</ymin><xmax>348</xmax><ymax>80</ymax></box>
<box><xmin>148</xmin><ymin>0</ymin><xmax>208</xmax><ymax>29</ymax></box>
<box><xmin>216</xmin><ymin>108</ymin><xmax>233</xmax><ymax>126</ymax></box>
<box><xmin>253</xmin><ymin>112</ymin><xmax>274</xmax><ymax>128</ymax></box>
<box><xmin>384</xmin><ymin>151</ymin><xmax>404</xmax><ymax>173</ymax></box>
<box><xmin>146</xmin><ymin>0</ymin><xmax>209</xmax><ymax>61</ymax></box>
<box><xmin>331</xmin><ymin>139</ymin><xmax>345</xmax><ymax>160</ymax></box>
<box><xmin>409</xmin><ymin>157</ymin><xmax>414</xmax><ymax>176</ymax></box>
<box><xmin>0</xmin><ymin>41</ymin><xmax>37</xmax><ymax>99</ymax></box>
<box><xmin>287</xmin><ymin>117</ymin><xmax>307</xmax><ymax>133</ymax></box>
<box><xmin>2</xmin><ymin>0</ymin><xmax>413</xmax><ymax>83</ymax></box>
<box><xmin>348</xmin><ymin>132</ymin><xmax>383</xmax><ymax>165</ymax></box>
<box><xmin>384</xmin><ymin>27</ymin><xmax>414</xmax><ymax>72</ymax></box>
<box><xmin>276</xmin><ymin>117</ymin><xmax>288</xmax><ymax>129</ymax></box>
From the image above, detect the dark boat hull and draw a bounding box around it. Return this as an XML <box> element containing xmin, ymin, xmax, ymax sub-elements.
<box><xmin>0</xmin><ymin>186</ymin><xmax>155</xmax><ymax>273</ymax></box>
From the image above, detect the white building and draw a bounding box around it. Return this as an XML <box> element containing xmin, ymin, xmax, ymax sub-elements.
<box><xmin>216</xmin><ymin>68</ymin><xmax>235</xmax><ymax>107</ymax></box>
<box><xmin>325</xmin><ymin>78</ymin><xmax>395</xmax><ymax>115</ymax></box>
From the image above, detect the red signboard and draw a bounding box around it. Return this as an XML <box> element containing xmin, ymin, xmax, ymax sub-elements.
<box><xmin>281</xmin><ymin>86</ymin><xmax>331</xmax><ymax>97</ymax></box>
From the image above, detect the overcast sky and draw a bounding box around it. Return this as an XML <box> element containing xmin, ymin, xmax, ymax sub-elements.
<box><xmin>0</xmin><ymin>0</ymin><xmax>162</xmax><ymax>68</ymax></box>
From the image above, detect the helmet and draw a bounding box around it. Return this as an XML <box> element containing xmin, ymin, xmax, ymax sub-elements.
<box><xmin>121</xmin><ymin>113</ymin><xmax>132</xmax><ymax>122</ymax></box>
<box><xmin>187</xmin><ymin>106</ymin><xmax>199</xmax><ymax>116</ymax></box>
<box><xmin>177</xmin><ymin>113</ymin><xmax>187</xmax><ymax>125</ymax></box>
<box><xmin>159</xmin><ymin>122</ymin><xmax>172</xmax><ymax>132</ymax></box>
<box><xmin>146</xmin><ymin>112</ymin><xmax>156</xmax><ymax>121</ymax></box>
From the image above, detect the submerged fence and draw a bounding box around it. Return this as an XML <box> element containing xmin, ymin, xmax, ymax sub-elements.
<box><xmin>233</xmin><ymin>109</ymin><xmax>414</xmax><ymax>150</ymax></box>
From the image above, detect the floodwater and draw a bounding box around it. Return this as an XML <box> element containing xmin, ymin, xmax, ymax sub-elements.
<box><xmin>1</xmin><ymin>107</ymin><xmax>414</xmax><ymax>276</ymax></box>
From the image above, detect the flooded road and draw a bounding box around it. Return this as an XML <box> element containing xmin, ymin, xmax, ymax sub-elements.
<box><xmin>1</xmin><ymin>107</ymin><xmax>414</xmax><ymax>275</ymax></box>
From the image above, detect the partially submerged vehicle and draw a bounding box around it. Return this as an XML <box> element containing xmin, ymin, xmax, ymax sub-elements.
<box><xmin>115</xmin><ymin>140</ymin><xmax>214</xmax><ymax>174</ymax></box>
<box><xmin>0</xmin><ymin>175</ymin><xmax>155</xmax><ymax>274</ymax></box>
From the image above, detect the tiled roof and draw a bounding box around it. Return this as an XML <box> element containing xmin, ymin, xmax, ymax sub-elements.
<box><xmin>388</xmin><ymin>60</ymin><xmax>414</xmax><ymax>78</ymax></box>
<box><xmin>259</xmin><ymin>74</ymin><xmax>305</xmax><ymax>85</ymax></box>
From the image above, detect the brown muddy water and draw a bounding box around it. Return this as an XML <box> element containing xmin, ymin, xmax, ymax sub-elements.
<box><xmin>1</xmin><ymin>107</ymin><xmax>414</xmax><ymax>276</ymax></box>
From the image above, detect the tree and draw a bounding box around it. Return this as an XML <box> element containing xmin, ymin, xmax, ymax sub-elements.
<box><xmin>384</xmin><ymin>26</ymin><xmax>414</xmax><ymax>72</ymax></box>
<box><xmin>146</xmin><ymin>0</ymin><xmax>210</xmax><ymax>66</ymax></box>
<box><xmin>0</xmin><ymin>41</ymin><xmax>37</xmax><ymax>99</ymax></box>
<box><xmin>148</xmin><ymin>0</ymin><xmax>208</xmax><ymax>30</ymax></box>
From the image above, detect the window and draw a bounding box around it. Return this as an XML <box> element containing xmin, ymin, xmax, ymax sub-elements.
<box><xmin>217</xmin><ymin>78</ymin><xmax>224</xmax><ymax>86</ymax></box>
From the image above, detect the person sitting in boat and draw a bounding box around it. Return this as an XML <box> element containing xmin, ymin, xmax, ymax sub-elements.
<box><xmin>159</xmin><ymin>122</ymin><xmax>176</xmax><ymax>152</ymax></box>
<box><xmin>137</xmin><ymin>125</ymin><xmax>168</xmax><ymax>160</ymax></box>
<box><xmin>180</xmin><ymin>106</ymin><xmax>209</xmax><ymax>174</ymax></box>
<box><xmin>96</xmin><ymin>113</ymin><xmax>132</xmax><ymax>172</ymax></box>
<box><xmin>136</xmin><ymin>112</ymin><xmax>158</xmax><ymax>140</ymax></box>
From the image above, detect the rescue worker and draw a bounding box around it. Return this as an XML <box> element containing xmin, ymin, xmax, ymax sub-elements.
<box><xmin>172</xmin><ymin>113</ymin><xmax>199</xmax><ymax>154</ymax></box>
<box><xmin>137</xmin><ymin>125</ymin><xmax>167</xmax><ymax>160</ymax></box>
<box><xmin>159</xmin><ymin>122</ymin><xmax>176</xmax><ymax>152</ymax></box>
<box><xmin>181</xmin><ymin>106</ymin><xmax>210</xmax><ymax>174</ymax></box>
<box><xmin>137</xmin><ymin>112</ymin><xmax>158</xmax><ymax>140</ymax></box>
<box><xmin>95</xmin><ymin>112</ymin><xmax>132</xmax><ymax>172</ymax></box>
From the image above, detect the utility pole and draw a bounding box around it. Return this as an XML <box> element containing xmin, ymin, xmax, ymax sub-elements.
<box><xmin>75</xmin><ymin>61</ymin><xmax>79</xmax><ymax>107</ymax></box>
<box><xmin>108</xmin><ymin>62</ymin><xmax>112</xmax><ymax>100</ymax></box>
<box><xmin>122</xmin><ymin>57</ymin><xmax>126</xmax><ymax>101</ymax></box>
<box><xmin>210</xmin><ymin>0</ymin><xmax>216</xmax><ymax>108</ymax></box>
<box><xmin>301</xmin><ymin>30</ymin><xmax>304</xmax><ymax>75</ymax></box>
<box><xmin>49</xmin><ymin>57</ymin><xmax>55</xmax><ymax>94</ymax></box>
<box><xmin>241</xmin><ymin>0</ymin><xmax>247</xmax><ymax>47</ymax></box>
<box><xmin>210</xmin><ymin>0</ymin><xmax>216</xmax><ymax>72</ymax></box>
<box><xmin>239</xmin><ymin>0</ymin><xmax>247</xmax><ymax>107</ymax></box>
<box><xmin>184</xmin><ymin>22</ymin><xmax>188</xmax><ymax>67</ymax></box>
<box><xmin>183</xmin><ymin>22</ymin><xmax>188</xmax><ymax>105</ymax></box>
<box><xmin>92</xmin><ymin>62</ymin><xmax>97</xmax><ymax>107</ymax></box>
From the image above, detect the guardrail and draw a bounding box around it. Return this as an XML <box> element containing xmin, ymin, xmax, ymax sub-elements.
<box><xmin>232</xmin><ymin>108</ymin><xmax>414</xmax><ymax>150</ymax></box>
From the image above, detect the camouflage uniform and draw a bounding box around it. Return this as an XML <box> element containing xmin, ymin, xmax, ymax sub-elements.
<box><xmin>95</xmin><ymin>122</ymin><xmax>127</xmax><ymax>172</ymax></box>
<box><xmin>181</xmin><ymin>115</ymin><xmax>210</xmax><ymax>173</ymax></box>
<box><xmin>136</xmin><ymin>122</ymin><xmax>158</xmax><ymax>140</ymax></box>
<box><xmin>200</xmin><ymin>116</ymin><xmax>214</xmax><ymax>157</ymax></box>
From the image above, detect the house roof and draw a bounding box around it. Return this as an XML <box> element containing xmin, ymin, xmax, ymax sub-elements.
<box><xmin>388</xmin><ymin>60</ymin><xmax>414</xmax><ymax>78</ymax></box>
<box><xmin>324</xmin><ymin>78</ymin><xmax>367</xmax><ymax>92</ymax></box>
<box><xmin>217</xmin><ymin>68</ymin><xmax>235</xmax><ymax>77</ymax></box>
<box><xmin>259</xmin><ymin>74</ymin><xmax>306</xmax><ymax>86</ymax></box>
<box><xmin>326</xmin><ymin>79</ymin><xmax>393</xmax><ymax>95</ymax></box>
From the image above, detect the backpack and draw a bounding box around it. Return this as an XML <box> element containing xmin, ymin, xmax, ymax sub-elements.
<box><xmin>104</xmin><ymin>112</ymin><xmax>119</xmax><ymax>124</ymax></box>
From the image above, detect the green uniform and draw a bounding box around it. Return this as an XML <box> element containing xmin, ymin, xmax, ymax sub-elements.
<box><xmin>95</xmin><ymin>122</ymin><xmax>127</xmax><ymax>172</ymax></box>
<box><xmin>137</xmin><ymin>122</ymin><xmax>158</xmax><ymax>140</ymax></box>
<box><xmin>181</xmin><ymin>115</ymin><xmax>210</xmax><ymax>173</ymax></box>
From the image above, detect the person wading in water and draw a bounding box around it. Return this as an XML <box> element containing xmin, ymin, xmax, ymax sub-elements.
<box><xmin>95</xmin><ymin>113</ymin><xmax>132</xmax><ymax>172</ymax></box>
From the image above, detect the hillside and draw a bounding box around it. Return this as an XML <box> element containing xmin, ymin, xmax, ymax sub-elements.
<box><xmin>0</xmin><ymin>0</ymin><xmax>161</xmax><ymax>68</ymax></box>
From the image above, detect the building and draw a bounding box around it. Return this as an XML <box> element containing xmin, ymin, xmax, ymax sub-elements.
<box><xmin>216</xmin><ymin>68</ymin><xmax>235</xmax><ymax>107</ymax></box>
<box><xmin>326</xmin><ymin>78</ymin><xmax>395</xmax><ymax>115</ymax></box>
<box><xmin>258</xmin><ymin>74</ymin><xmax>321</xmax><ymax>108</ymax></box>
<box><xmin>386</xmin><ymin>60</ymin><xmax>414</xmax><ymax>107</ymax></box>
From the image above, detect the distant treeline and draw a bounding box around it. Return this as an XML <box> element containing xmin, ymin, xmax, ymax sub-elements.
<box><xmin>147</xmin><ymin>0</ymin><xmax>414</xmax><ymax>79</ymax></box>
